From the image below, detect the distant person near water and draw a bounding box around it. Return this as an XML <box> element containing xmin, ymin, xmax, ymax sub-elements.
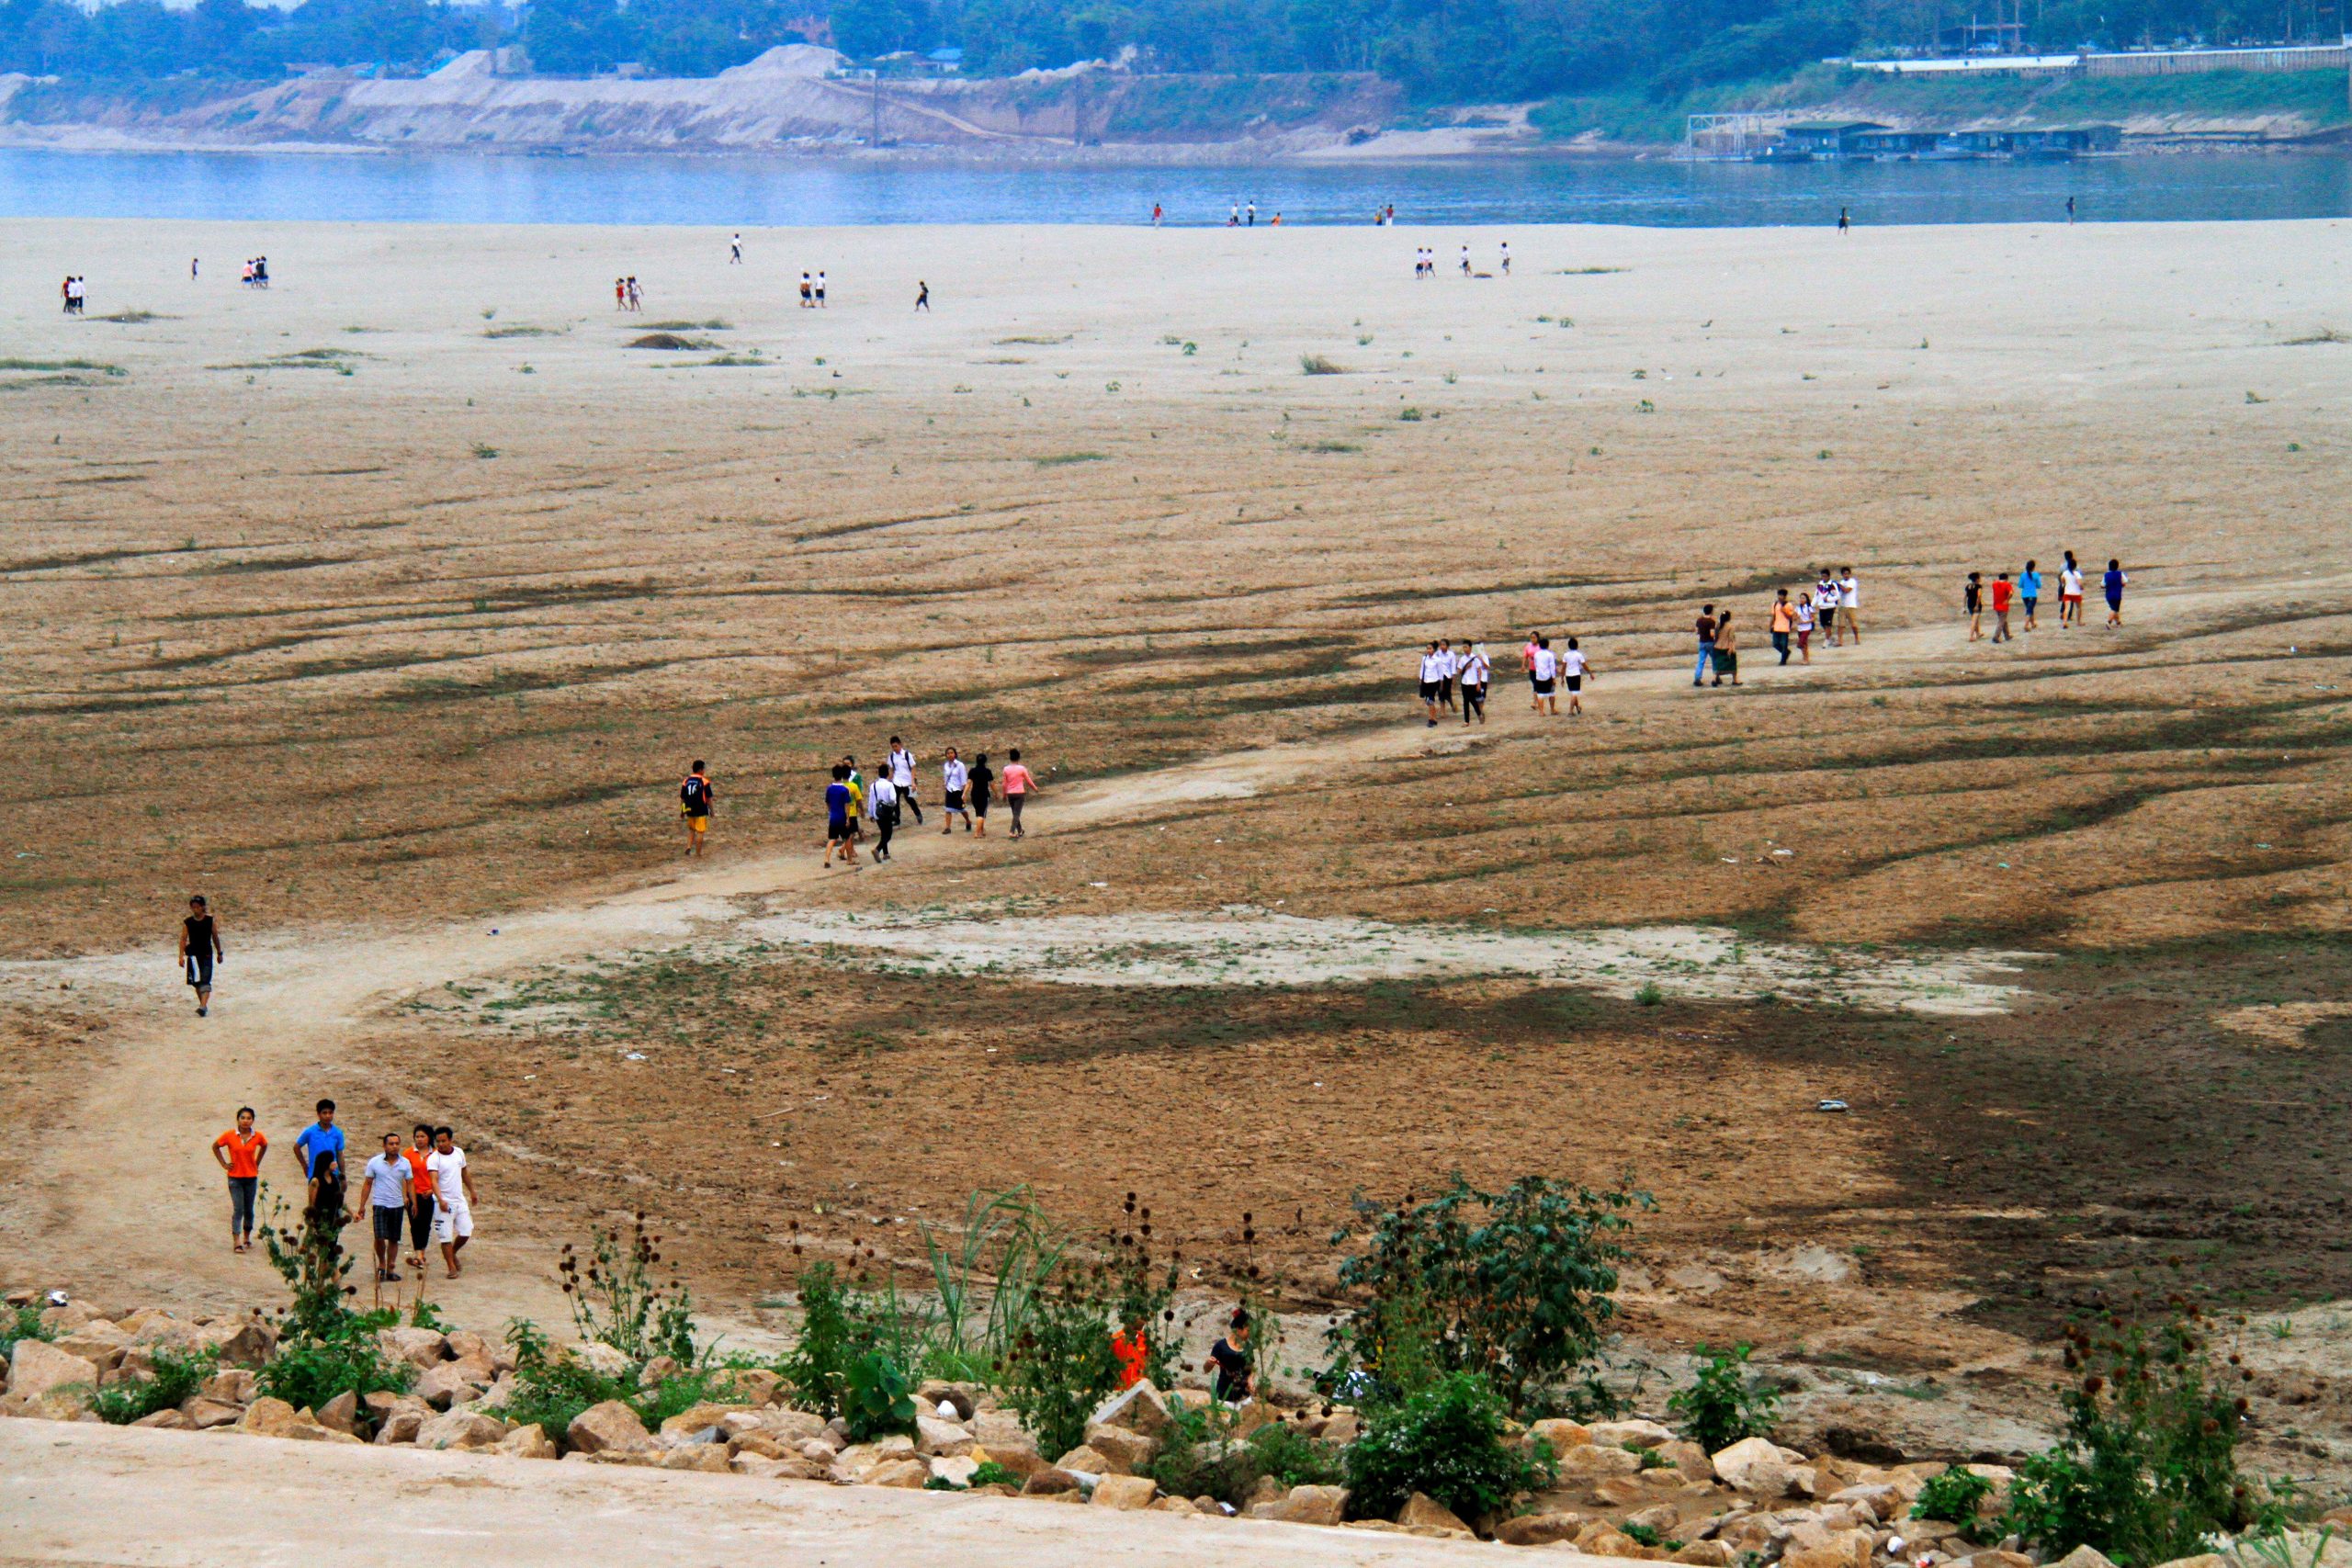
<box><xmin>816</xmin><ymin>270</ymin><xmax>827</xmax><ymax>307</ymax></box>
<box><xmin>799</xmin><ymin>271</ymin><xmax>813</xmax><ymax>308</ymax></box>
<box><xmin>210</xmin><ymin>1107</ymin><xmax>267</xmax><ymax>1254</ymax></box>
<box><xmin>729</xmin><ymin>231</ymin><xmax>742</xmax><ymax>264</ymax></box>
<box><xmin>1499</xmin><ymin>241</ymin><xmax>1510</xmax><ymax>275</ymax></box>
<box><xmin>1838</xmin><ymin>207</ymin><xmax>1850</xmax><ymax>233</ymax></box>
<box><xmin>180</xmin><ymin>893</ymin><xmax>222</xmax><ymax>1016</ymax></box>
<box><xmin>1151</xmin><ymin>202</ymin><xmax>1162</xmax><ymax>227</ymax></box>
<box><xmin>914</xmin><ymin>279</ymin><xmax>929</xmax><ymax>311</ymax></box>
<box><xmin>2067</xmin><ymin>196</ymin><xmax>2076</xmax><ymax>223</ymax></box>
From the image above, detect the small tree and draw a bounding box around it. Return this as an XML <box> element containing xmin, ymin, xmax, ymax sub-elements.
<box><xmin>2004</xmin><ymin>1302</ymin><xmax>2288</xmax><ymax>1565</ymax></box>
<box><xmin>558</xmin><ymin>1213</ymin><xmax>697</xmax><ymax>1365</ymax></box>
<box><xmin>1668</xmin><ymin>1343</ymin><xmax>1781</xmax><ymax>1452</ymax></box>
<box><xmin>1324</xmin><ymin>1174</ymin><xmax>1650</xmax><ymax>1413</ymax></box>
<box><xmin>254</xmin><ymin>1197</ymin><xmax>411</xmax><ymax>1411</ymax></box>
<box><xmin>1344</xmin><ymin>1371</ymin><xmax>1558</xmax><ymax>1525</ymax></box>
<box><xmin>1004</xmin><ymin>1264</ymin><xmax>1123</xmax><ymax>1459</ymax></box>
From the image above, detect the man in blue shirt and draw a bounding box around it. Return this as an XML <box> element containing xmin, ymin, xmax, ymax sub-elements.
<box><xmin>293</xmin><ymin>1099</ymin><xmax>345</xmax><ymax>1184</ymax></box>
<box><xmin>823</xmin><ymin>764</ymin><xmax>856</xmax><ymax>867</ymax></box>
<box><xmin>2018</xmin><ymin>559</ymin><xmax>2042</xmax><ymax>631</ymax></box>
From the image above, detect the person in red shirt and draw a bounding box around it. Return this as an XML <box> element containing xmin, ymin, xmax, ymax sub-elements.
<box><xmin>1990</xmin><ymin>571</ymin><xmax>2015</xmax><ymax>644</ymax></box>
<box><xmin>1110</xmin><ymin>1322</ymin><xmax>1148</xmax><ymax>1390</ymax></box>
<box><xmin>401</xmin><ymin>1123</ymin><xmax>437</xmax><ymax>1272</ymax></box>
<box><xmin>210</xmin><ymin>1107</ymin><xmax>268</xmax><ymax>1253</ymax></box>
<box><xmin>1000</xmin><ymin>748</ymin><xmax>1039</xmax><ymax>840</ymax></box>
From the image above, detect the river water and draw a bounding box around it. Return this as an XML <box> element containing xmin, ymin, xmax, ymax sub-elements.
<box><xmin>1</xmin><ymin>147</ymin><xmax>2344</xmax><ymax>227</ymax></box>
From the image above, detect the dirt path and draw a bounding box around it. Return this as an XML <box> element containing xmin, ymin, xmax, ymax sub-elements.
<box><xmin>0</xmin><ymin>587</ymin><xmax>2267</xmax><ymax>1325</ymax></box>
<box><xmin>0</xmin><ymin>1421</ymin><xmax>1497</xmax><ymax>1567</ymax></box>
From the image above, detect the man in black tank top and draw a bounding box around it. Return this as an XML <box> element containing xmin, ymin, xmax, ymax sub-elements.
<box><xmin>179</xmin><ymin>894</ymin><xmax>222</xmax><ymax>1016</ymax></box>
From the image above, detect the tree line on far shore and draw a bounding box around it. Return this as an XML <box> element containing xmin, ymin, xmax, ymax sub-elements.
<box><xmin>0</xmin><ymin>0</ymin><xmax>2324</xmax><ymax>107</ymax></box>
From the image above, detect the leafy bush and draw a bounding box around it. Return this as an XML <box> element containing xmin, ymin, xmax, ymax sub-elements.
<box><xmin>842</xmin><ymin>1349</ymin><xmax>916</xmax><ymax>1442</ymax></box>
<box><xmin>1144</xmin><ymin>1397</ymin><xmax>1261</xmax><ymax>1506</ymax></box>
<box><xmin>502</xmin><ymin>1319</ymin><xmax>632</xmax><ymax>1439</ymax></box>
<box><xmin>967</xmin><ymin>1460</ymin><xmax>1023</xmax><ymax>1489</ymax></box>
<box><xmin>91</xmin><ymin>1347</ymin><xmax>219</xmax><ymax>1425</ymax></box>
<box><xmin>1004</xmin><ymin>1268</ymin><xmax>1123</xmax><ymax>1459</ymax></box>
<box><xmin>2003</xmin><ymin>1304</ymin><xmax>2288</xmax><ymax>1565</ymax></box>
<box><xmin>1250</xmin><ymin>1420</ymin><xmax>1348</xmax><ymax>1489</ymax></box>
<box><xmin>0</xmin><ymin>1304</ymin><xmax>52</xmax><ymax>1359</ymax></box>
<box><xmin>1668</xmin><ymin>1342</ymin><xmax>1781</xmax><ymax>1452</ymax></box>
<box><xmin>1324</xmin><ymin>1175</ymin><xmax>1649</xmax><ymax>1413</ymax></box>
<box><xmin>779</xmin><ymin>1263</ymin><xmax>875</xmax><ymax>1418</ymax></box>
<box><xmin>558</xmin><ymin>1213</ymin><xmax>697</xmax><ymax>1366</ymax></box>
<box><xmin>254</xmin><ymin>1201</ymin><xmax>413</xmax><ymax>1411</ymax></box>
<box><xmin>641</xmin><ymin>1365</ymin><xmax>752</xmax><ymax>1428</ymax></box>
<box><xmin>1915</xmin><ymin>1464</ymin><xmax>1996</xmax><ymax>1535</ymax></box>
<box><xmin>1343</xmin><ymin>1371</ymin><xmax>1557</xmax><ymax>1526</ymax></box>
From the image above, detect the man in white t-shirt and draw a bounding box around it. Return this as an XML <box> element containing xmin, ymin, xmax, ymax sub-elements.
<box><xmin>1530</xmin><ymin>637</ymin><xmax>1560</xmax><ymax>716</ymax></box>
<box><xmin>1557</xmin><ymin>637</ymin><xmax>1593</xmax><ymax>716</ymax></box>
<box><xmin>1435</xmin><ymin>638</ymin><xmax>1459</xmax><ymax>713</ymax></box>
<box><xmin>1815</xmin><ymin>570</ymin><xmax>1840</xmax><ymax>645</ymax></box>
<box><xmin>1417</xmin><ymin>643</ymin><xmax>1445</xmax><ymax>728</ymax></box>
<box><xmin>887</xmin><ymin>737</ymin><xmax>922</xmax><ymax>825</ymax></box>
<box><xmin>940</xmin><ymin>749</ymin><xmax>972</xmax><ymax>833</ymax></box>
<box><xmin>1838</xmin><ymin>568</ymin><xmax>1860</xmax><ymax>644</ymax></box>
<box><xmin>424</xmin><ymin>1126</ymin><xmax>478</xmax><ymax>1280</ymax></box>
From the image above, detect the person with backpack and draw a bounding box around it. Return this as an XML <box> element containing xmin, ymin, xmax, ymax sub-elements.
<box><xmin>680</xmin><ymin>761</ymin><xmax>713</xmax><ymax>857</ymax></box>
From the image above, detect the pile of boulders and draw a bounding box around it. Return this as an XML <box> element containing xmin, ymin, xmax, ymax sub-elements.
<box><xmin>8</xmin><ymin>1292</ymin><xmax>2344</xmax><ymax>1567</ymax></box>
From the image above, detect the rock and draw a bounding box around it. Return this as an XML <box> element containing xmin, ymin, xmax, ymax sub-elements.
<box><xmin>566</xmin><ymin>1342</ymin><xmax>633</xmax><ymax>1379</ymax></box>
<box><xmin>915</xmin><ymin>1414</ymin><xmax>974</xmax><ymax>1457</ymax></box>
<box><xmin>797</xmin><ymin>1438</ymin><xmax>839</xmax><ymax>1465</ymax></box>
<box><xmin>375</xmin><ymin>1407</ymin><xmax>429</xmax><ymax>1445</ymax></box>
<box><xmin>1970</xmin><ymin>1553</ymin><xmax>2036</xmax><ymax>1568</ymax></box>
<box><xmin>916</xmin><ymin>1380</ymin><xmax>978</xmax><ymax>1421</ymax></box>
<box><xmin>1658</xmin><ymin>1439</ymin><xmax>1713</xmax><ymax>1481</ymax></box>
<box><xmin>756</xmin><ymin>1408</ymin><xmax>830</xmax><ymax>1444</ymax></box>
<box><xmin>1089</xmin><ymin>1380</ymin><xmax>1172</xmax><ymax>1438</ymax></box>
<box><xmin>1627</xmin><ymin>1505</ymin><xmax>1682</xmax><ymax>1535</ymax></box>
<box><xmin>51</xmin><ymin>1329</ymin><xmax>128</xmax><ymax>1371</ymax></box>
<box><xmin>865</xmin><ymin>1458</ymin><xmax>929</xmax><ymax>1488</ymax></box>
<box><xmin>1247</xmin><ymin>1474</ymin><xmax>1285</xmax><ymax>1508</ymax></box>
<box><xmin>1497</xmin><ymin>1512</ymin><xmax>1589</xmax><ymax>1546</ymax></box>
<box><xmin>733</xmin><ymin>1453</ymin><xmax>826</xmax><ymax>1479</ymax></box>
<box><xmin>413</xmin><ymin>1361</ymin><xmax>487</xmax><ymax>1411</ymax></box>
<box><xmin>1233</xmin><ymin>1399</ymin><xmax>1280</xmax><ymax>1438</ymax></box>
<box><xmin>379</xmin><ymin>1327</ymin><xmax>450</xmax><ymax>1369</ymax></box>
<box><xmin>638</xmin><ymin>1355</ymin><xmax>682</xmax><ymax>1387</ymax></box>
<box><xmin>179</xmin><ymin>1396</ymin><xmax>243</xmax><ymax>1429</ymax></box>
<box><xmin>1833</xmin><ymin>1484</ymin><xmax>1901</xmax><ymax>1521</ymax></box>
<box><xmin>1322</xmin><ymin>1409</ymin><xmax>1362</xmax><ymax>1445</ymax></box>
<box><xmin>2052</xmin><ymin>1549</ymin><xmax>2119</xmax><ymax>1568</ymax></box>
<box><xmin>565</xmin><ymin>1399</ymin><xmax>650</xmax><ymax>1456</ymax></box>
<box><xmin>1531</xmin><ymin>1417</ymin><xmax>1594</xmax><ymax>1451</ymax></box>
<box><xmin>202</xmin><ymin>1369</ymin><xmax>257</xmax><ymax>1404</ymax></box>
<box><xmin>235</xmin><ymin>1396</ymin><xmax>303</xmax><ymax>1437</ymax></box>
<box><xmin>1781</xmin><ymin>1529</ymin><xmax>1876</xmax><ymax>1568</ymax></box>
<box><xmin>1054</xmin><ymin>1444</ymin><xmax>1119</xmax><ymax>1477</ymax></box>
<box><xmin>1712</xmin><ymin>1436</ymin><xmax>1809</xmax><ymax>1496</ymax></box>
<box><xmin>727</xmin><ymin>1369</ymin><xmax>782</xmax><ymax>1407</ymax></box>
<box><xmin>1674</xmin><ymin>1543</ymin><xmax>1737</xmax><ymax>1566</ymax></box>
<box><xmin>658</xmin><ymin>1403</ymin><xmax>753</xmax><ymax>1443</ymax></box>
<box><xmin>729</xmin><ymin>1429</ymin><xmax>786</xmax><ymax>1460</ymax></box>
<box><xmin>130</xmin><ymin>1407</ymin><xmax>188</xmax><ymax>1429</ymax></box>
<box><xmin>1560</xmin><ymin>1444</ymin><xmax>1644</xmax><ymax>1477</ymax></box>
<box><xmin>1594</xmin><ymin>1476</ymin><xmax>1650</xmax><ymax>1507</ymax></box>
<box><xmin>9</xmin><ymin>1340</ymin><xmax>99</xmax><ymax>1402</ymax></box>
<box><xmin>1590</xmin><ymin>1419</ymin><xmax>1677</xmax><ymax>1450</ymax></box>
<box><xmin>40</xmin><ymin>1302</ymin><xmax>104</xmax><ymax>1334</ymax></box>
<box><xmin>975</xmin><ymin>1411</ymin><xmax>1032</xmax><ymax>1448</ymax></box>
<box><xmin>929</xmin><ymin>1454</ymin><xmax>982</xmax><ymax>1488</ymax></box>
<box><xmin>1251</xmin><ymin>1484</ymin><xmax>1349</xmax><ymax>1527</ymax></box>
<box><xmin>1023</xmin><ymin>1468</ymin><xmax>1084</xmax><ymax>1496</ymax></box>
<box><xmin>315</xmin><ymin>1391</ymin><xmax>360</xmax><ymax>1436</ymax></box>
<box><xmin>283</xmin><ymin>1421</ymin><xmax>365</xmax><ymax>1445</ymax></box>
<box><xmin>417</xmin><ymin>1411</ymin><xmax>510</xmax><ymax>1451</ymax></box>
<box><xmin>499</xmin><ymin>1424</ymin><xmax>557</xmax><ymax>1460</ymax></box>
<box><xmin>1586</xmin><ymin>1529</ymin><xmax>1645</xmax><ymax>1557</ymax></box>
<box><xmin>1151</xmin><ymin>1495</ymin><xmax>1200</xmax><ymax>1514</ymax></box>
<box><xmin>193</xmin><ymin>1318</ymin><xmax>277</xmax><ymax>1370</ymax></box>
<box><xmin>1082</xmin><ymin>1424</ymin><xmax>1159</xmax><ymax>1472</ymax></box>
<box><xmin>970</xmin><ymin>1437</ymin><xmax>1045</xmax><ymax>1478</ymax></box>
<box><xmin>659</xmin><ymin>1445</ymin><xmax>734</xmax><ymax>1473</ymax></box>
<box><xmin>1092</xmin><ymin>1474</ymin><xmax>1159</xmax><ymax>1510</ymax></box>
<box><xmin>1397</xmin><ymin>1493</ymin><xmax>1473</xmax><ymax>1536</ymax></box>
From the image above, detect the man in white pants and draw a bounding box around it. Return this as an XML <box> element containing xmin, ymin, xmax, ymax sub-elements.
<box><xmin>424</xmin><ymin>1126</ymin><xmax>478</xmax><ymax>1280</ymax></box>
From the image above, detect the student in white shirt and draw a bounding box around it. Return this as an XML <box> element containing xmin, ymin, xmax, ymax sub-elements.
<box><xmin>1530</xmin><ymin>636</ymin><xmax>1560</xmax><ymax>716</ymax></box>
<box><xmin>1838</xmin><ymin>568</ymin><xmax>1860</xmax><ymax>644</ymax></box>
<box><xmin>1417</xmin><ymin>643</ymin><xmax>1445</xmax><ymax>728</ymax></box>
<box><xmin>1435</xmin><ymin>638</ymin><xmax>1459</xmax><ymax>713</ymax></box>
<box><xmin>424</xmin><ymin>1126</ymin><xmax>477</xmax><ymax>1280</ymax></box>
<box><xmin>868</xmin><ymin>773</ymin><xmax>899</xmax><ymax>862</ymax></box>
<box><xmin>940</xmin><ymin>748</ymin><xmax>972</xmax><ymax>833</ymax></box>
<box><xmin>887</xmin><ymin>737</ymin><xmax>922</xmax><ymax>825</ymax></box>
<box><xmin>2059</xmin><ymin>552</ymin><xmax>2085</xmax><ymax>628</ymax></box>
<box><xmin>1458</xmin><ymin>641</ymin><xmax>1490</xmax><ymax>726</ymax></box>
<box><xmin>1558</xmin><ymin>637</ymin><xmax>1593</xmax><ymax>715</ymax></box>
<box><xmin>1794</xmin><ymin>593</ymin><xmax>1816</xmax><ymax>664</ymax></box>
<box><xmin>1815</xmin><ymin>570</ymin><xmax>1839</xmax><ymax>645</ymax></box>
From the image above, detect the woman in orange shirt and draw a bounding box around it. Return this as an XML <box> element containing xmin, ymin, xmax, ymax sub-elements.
<box><xmin>210</xmin><ymin>1107</ymin><xmax>268</xmax><ymax>1253</ymax></box>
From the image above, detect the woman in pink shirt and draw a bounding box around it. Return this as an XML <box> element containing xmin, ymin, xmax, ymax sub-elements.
<box><xmin>1001</xmin><ymin>748</ymin><xmax>1039</xmax><ymax>839</ymax></box>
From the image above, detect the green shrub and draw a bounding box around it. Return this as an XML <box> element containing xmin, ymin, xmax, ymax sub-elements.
<box><xmin>1343</xmin><ymin>1371</ymin><xmax>1557</xmax><ymax>1526</ymax></box>
<box><xmin>253</xmin><ymin>1201</ymin><xmax>413</xmax><ymax>1411</ymax></box>
<box><xmin>967</xmin><ymin>1460</ymin><xmax>1023</xmax><ymax>1489</ymax></box>
<box><xmin>91</xmin><ymin>1347</ymin><xmax>219</xmax><ymax>1426</ymax></box>
<box><xmin>1144</xmin><ymin>1397</ymin><xmax>1261</xmax><ymax>1506</ymax></box>
<box><xmin>502</xmin><ymin>1319</ymin><xmax>631</xmax><ymax>1439</ymax></box>
<box><xmin>842</xmin><ymin>1350</ymin><xmax>916</xmax><ymax>1441</ymax></box>
<box><xmin>779</xmin><ymin>1263</ymin><xmax>874</xmax><ymax>1418</ymax></box>
<box><xmin>0</xmin><ymin>1304</ymin><xmax>52</xmax><ymax>1359</ymax></box>
<box><xmin>1249</xmin><ymin>1420</ymin><xmax>1348</xmax><ymax>1489</ymax></box>
<box><xmin>1668</xmin><ymin>1343</ymin><xmax>1781</xmax><ymax>1452</ymax></box>
<box><xmin>1004</xmin><ymin>1269</ymin><xmax>1123</xmax><ymax>1459</ymax></box>
<box><xmin>2003</xmin><ymin>1305</ymin><xmax>2288</xmax><ymax>1565</ymax></box>
<box><xmin>558</xmin><ymin>1214</ymin><xmax>697</xmax><ymax>1366</ymax></box>
<box><xmin>1324</xmin><ymin>1175</ymin><xmax>1649</xmax><ymax>1414</ymax></box>
<box><xmin>1915</xmin><ymin>1464</ymin><xmax>1996</xmax><ymax>1536</ymax></box>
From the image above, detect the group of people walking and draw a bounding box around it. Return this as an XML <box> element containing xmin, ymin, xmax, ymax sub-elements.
<box><xmin>58</xmin><ymin>276</ymin><xmax>87</xmax><ymax>313</ymax></box>
<box><xmin>1412</xmin><ymin>243</ymin><xmax>1510</xmax><ymax>279</ymax></box>
<box><xmin>1962</xmin><ymin>551</ymin><xmax>2128</xmax><ymax>642</ymax></box>
<box><xmin>210</xmin><ymin>1099</ymin><xmax>480</xmax><ymax>1284</ymax></box>
<box><xmin>1418</xmin><ymin>635</ymin><xmax>1592</xmax><ymax>725</ymax></box>
<box><xmin>676</xmin><ymin>739</ymin><xmax>1043</xmax><ymax>870</ymax></box>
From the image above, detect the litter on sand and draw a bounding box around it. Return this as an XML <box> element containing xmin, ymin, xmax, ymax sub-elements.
<box><xmin>1815</xmin><ymin>1099</ymin><xmax>1850</xmax><ymax>1113</ymax></box>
